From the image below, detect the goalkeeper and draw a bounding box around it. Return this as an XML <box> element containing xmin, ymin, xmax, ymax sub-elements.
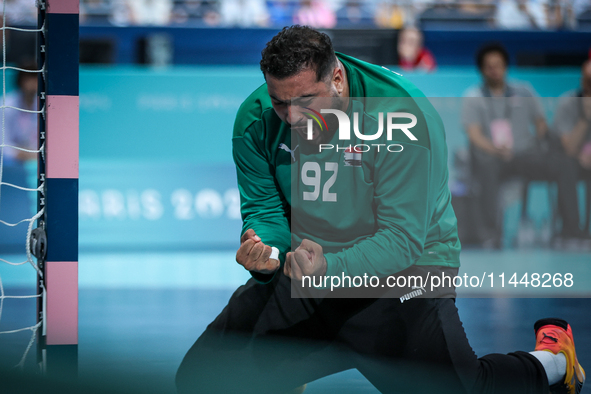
<box><xmin>176</xmin><ymin>26</ymin><xmax>584</xmax><ymax>394</ymax></box>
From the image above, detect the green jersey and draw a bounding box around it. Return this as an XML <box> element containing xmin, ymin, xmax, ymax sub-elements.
<box><xmin>232</xmin><ymin>53</ymin><xmax>460</xmax><ymax>283</ymax></box>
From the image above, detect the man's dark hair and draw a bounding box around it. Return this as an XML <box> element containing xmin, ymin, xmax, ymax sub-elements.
<box><xmin>260</xmin><ymin>25</ymin><xmax>337</xmax><ymax>82</ymax></box>
<box><xmin>16</xmin><ymin>60</ymin><xmax>38</xmax><ymax>89</ymax></box>
<box><xmin>476</xmin><ymin>43</ymin><xmax>509</xmax><ymax>70</ymax></box>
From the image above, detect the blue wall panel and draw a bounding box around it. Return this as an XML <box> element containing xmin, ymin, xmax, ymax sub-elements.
<box><xmin>78</xmin><ymin>161</ymin><xmax>242</xmax><ymax>251</ymax></box>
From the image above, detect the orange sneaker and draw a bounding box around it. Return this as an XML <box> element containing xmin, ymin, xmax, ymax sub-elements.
<box><xmin>534</xmin><ymin>318</ymin><xmax>585</xmax><ymax>394</ymax></box>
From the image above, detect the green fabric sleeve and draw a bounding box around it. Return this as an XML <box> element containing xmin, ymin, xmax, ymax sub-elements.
<box><xmin>232</xmin><ymin>126</ymin><xmax>291</xmax><ymax>284</ymax></box>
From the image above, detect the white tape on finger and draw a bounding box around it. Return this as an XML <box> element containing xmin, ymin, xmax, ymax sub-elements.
<box><xmin>270</xmin><ymin>247</ymin><xmax>279</xmax><ymax>261</ymax></box>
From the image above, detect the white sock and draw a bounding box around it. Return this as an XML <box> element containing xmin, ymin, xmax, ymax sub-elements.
<box><xmin>530</xmin><ymin>350</ymin><xmax>567</xmax><ymax>385</ymax></box>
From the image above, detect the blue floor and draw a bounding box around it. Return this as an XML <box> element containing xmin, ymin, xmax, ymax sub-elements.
<box><xmin>1</xmin><ymin>251</ymin><xmax>591</xmax><ymax>393</ymax></box>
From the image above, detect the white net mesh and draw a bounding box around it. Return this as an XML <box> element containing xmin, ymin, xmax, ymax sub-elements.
<box><xmin>0</xmin><ymin>0</ymin><xmax>44</xmax><ymax>371</ymax></box>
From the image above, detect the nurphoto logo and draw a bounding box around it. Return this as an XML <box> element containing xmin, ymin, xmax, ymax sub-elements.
<box><xmin>304</xmin><ymin>108</ymin><xmax>418</xmax><ymax>153</ymax></box>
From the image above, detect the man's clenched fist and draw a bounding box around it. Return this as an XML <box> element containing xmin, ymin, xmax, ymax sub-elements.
<box><xmin>284</xmin><ymin>239</ymin><xmax>327</xmax><ymax>281</ymax></box>
<box><xmin>236</xmin><ymin>229</ymin><xmax>280</xmax><ymax>274</ymax></box>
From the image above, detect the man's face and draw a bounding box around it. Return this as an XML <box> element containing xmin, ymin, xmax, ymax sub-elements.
<box><xmin>266</xmin><ymin>67</ymin><xmax>340</xmax><ymax>144</ymax></box>
<box><xmin>481</xmin><ymin>52</ymin><xmax>507</xmax><ymax>88</ymax></box>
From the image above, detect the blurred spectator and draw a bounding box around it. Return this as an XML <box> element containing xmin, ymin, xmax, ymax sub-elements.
<box><xmin>201</xmin><ymin>1</ymin><xmax>222</xmax><ymax>25</ymax></box>
<box><xmin>374</xmin><ymin>0</ymin><xmax>405</xmax><ymax>29</ymax></box>
<box><xmin>459</xmin><ymin>0</ymin><xmax>495</xmax><ymax>14</ymax></box>
<box><xmin>2</xmin><ymin>0</ymin><xmax>37</xmax><ymax>26</ymax></box>
<box><xmin>0</xmin><ymin>2</ymin><xmax>36</xmax><ymax>65</ymax></box>
<box><xmin>268</xmin><ymin>0</ymin><xmax>296</xmax><ymax>27</ymax></box>
<box><xmin>397</xmin><ymin>26</ymin><xmax>436</xmax><ymax>72</ymax></box>
<box><xmin>220</xmin><ymin>0</ymin><xmax>269</xmax><ymax>27</ymax></box>
<box><xmin>545</xmin><ymin>0</ymin><xmax>591</xmax><ymax>29</ymax></box>
<box><xmin>546</xmin><ymin>0</ymin><xmax>567</xmax><ymax>28</ymax></box>
<box><xmin>293</xmin><ymin>0</ymin><xmax>336</xmax><ymax>28</ymax></box>
<box><xmin>462</xmin><ymin>43</ymin><xmax>580</xmax><ymax>248</ymax></box>
<box><xmin>495</xmin><ymin>0</ymin><xmax>549</xmax><ymax>29</ymax></box>
<box><xmin>3</xmin><ymin>61</ymin><xmax>37</xmax><ymax>164</ymax></box>
<box><xmin>110</xmin><ymin>0</ymin><xmax>173</xmax><ymax>26</ymax></box>
<box><xmin>170</xmin><ymin>0</ymin><xmax>192</xmax><ymax>24</ymax></box>
<box><xmin>551</xmin><ymin>60</ymin><xmax>591</xmax><ymax>241</ymax></box>
<box><xmin>458</xmin><ymin>0</ymin><xmax>496</xmax><ymax>22</ymax></box>
<box><xmin>130</xmin><ymin>0</ymin><xmax>173</xmax><ymax>25</ymax></box>
<box><xmin>336</xmin><ymin>0</ymin><xmax>375</xmax><ymax>28</ymax></box>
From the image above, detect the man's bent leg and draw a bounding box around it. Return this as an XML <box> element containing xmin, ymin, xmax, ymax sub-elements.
<box><xmin>404</xmin><ymin>298</ymin><xmax>548</xmax><ymax>394</ymax></box>
<box><xmin>348</xmin><ymin>298</ymin><xmax>548</xmax><ymax>394</ymax></box>
<box><xmin>176</xmin><ymin>274</ymin><xmax>354</xmax><ymax>394</ymax></box>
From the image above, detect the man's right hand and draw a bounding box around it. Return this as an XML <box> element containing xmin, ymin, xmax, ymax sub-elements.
<box><xmin>236</xmin><ymin>229</ymin><xmax>280</xmax><ymax>274</ymax></box>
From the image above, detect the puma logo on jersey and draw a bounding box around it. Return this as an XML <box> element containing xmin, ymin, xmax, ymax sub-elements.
<box><xmin>278</xmin><ymin>143</ymin><xmax>299</xmax><ymax>162</ymax></box>
<box><xmin>400</xmin><ymin>286</ymin><xmax>426</xmax><ymax>303</ymax></box>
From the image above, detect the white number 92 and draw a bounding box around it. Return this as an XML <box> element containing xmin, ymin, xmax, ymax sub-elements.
<box><xmin>301</xmin><ymin>161</ymin><xmax>338</xmax><ymax>202</ymax></box>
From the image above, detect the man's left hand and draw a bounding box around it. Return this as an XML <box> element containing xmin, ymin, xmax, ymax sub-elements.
<box><xmin>284</xmin><ymin>239</ymin><xmax>327</xmax><ymax>281</ymax></box>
